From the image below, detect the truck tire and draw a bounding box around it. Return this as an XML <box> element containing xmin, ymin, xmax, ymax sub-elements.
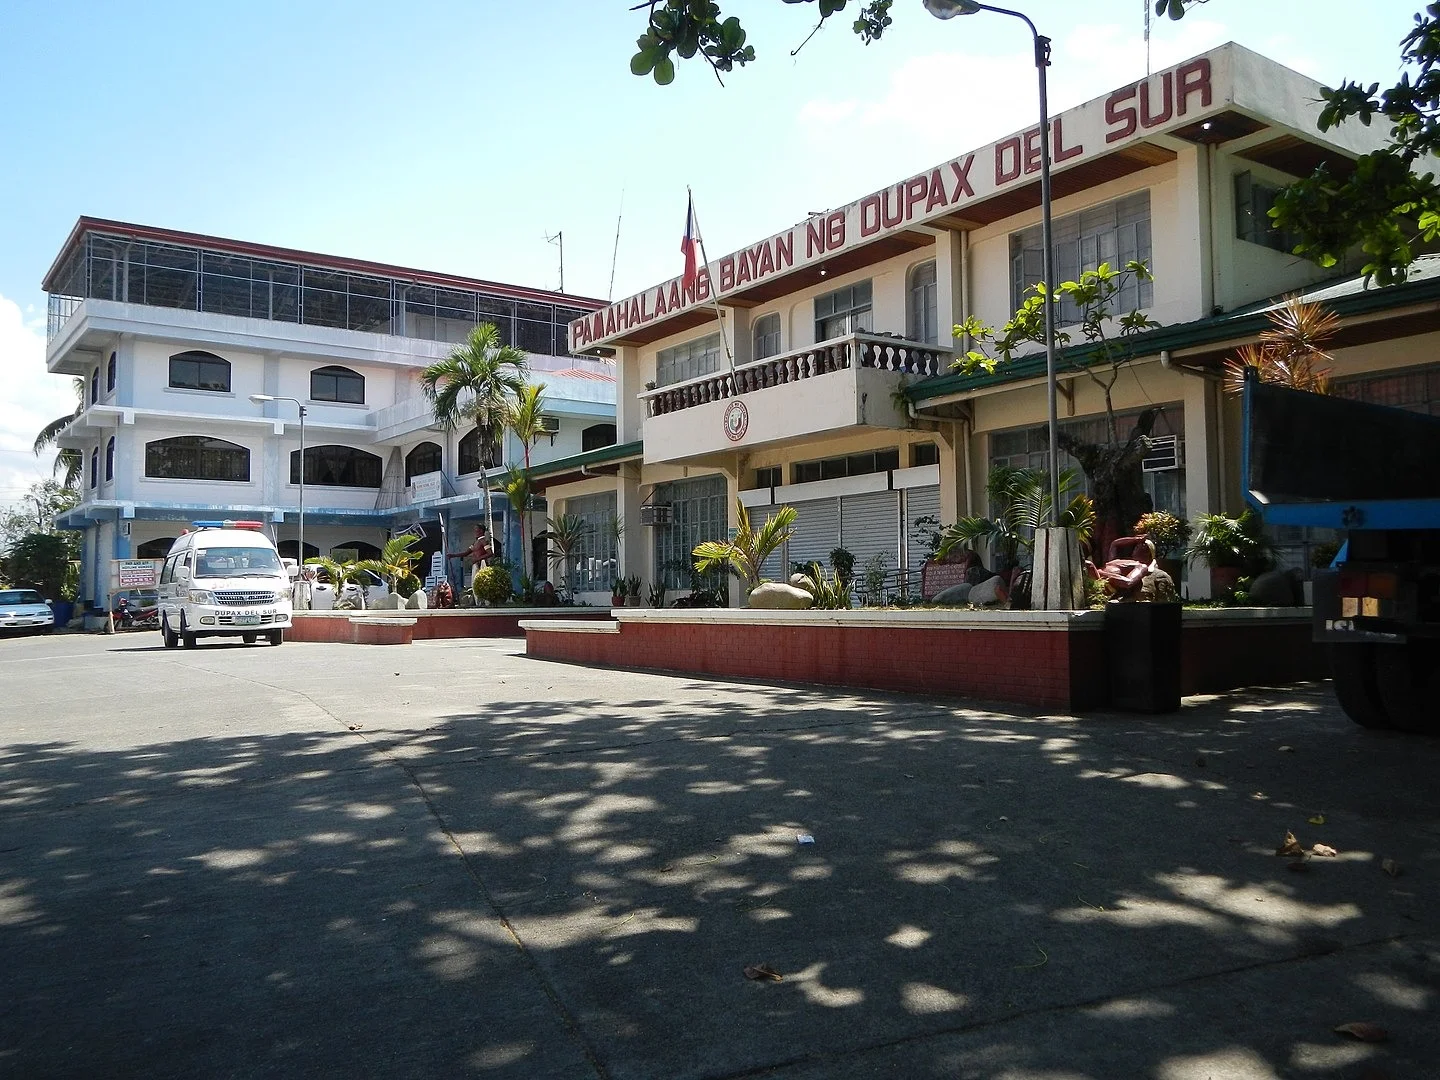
<box><xmin>267</xmin><ymin>630</ymin><xmax>284</xmax><ymax>646</ymax></box>
<box><xmin>1373</xmin><ymin>641</ymin><xmax>1440</xmax><ymax>735</ymax></box>
<box><xmin>180</xmin><ymin>614</ymin><xmax>198</xmax><ymax>650</ymax></box>
<box><xmin>162</xmin><ymin>617</ymin><xmax>178</xmax><ymax>649</ymax></box>
<box><xmin>1330</xmin><ymin>645</ymin><xmax>1392</xmax><ymax>730</ymax></box>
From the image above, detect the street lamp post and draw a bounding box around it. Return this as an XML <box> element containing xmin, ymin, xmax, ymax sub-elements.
<box><xmin>924</xmin><ymin>0</ymin><xmax>1061</xmax><ymax>520</ymax></box>
<box><xmin>250</xmin><ymin>394</ymin><xmax>307</xmax><ymax>563</ymax></box>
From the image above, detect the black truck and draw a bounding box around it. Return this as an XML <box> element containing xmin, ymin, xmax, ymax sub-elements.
<box><xmin>1244</xmin><ymin>374</ymin><xmax>1440</xmax><ymax>733</ymax></box>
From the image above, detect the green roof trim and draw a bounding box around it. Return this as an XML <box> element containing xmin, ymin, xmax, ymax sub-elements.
<box><xmin>906</xmin><ymin>265</ymin><xmax>1440</xmax><ymax>404</ymax></box>
<box><xmin>528</xmin><ymin>439</ymin><xmax>642</xmax><ymax>479</ymax></box>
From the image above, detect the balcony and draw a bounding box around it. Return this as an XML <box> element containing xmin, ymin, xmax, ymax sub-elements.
<box><xmin>639</xmin><ymin>332</ymin><xmax>952</xmax><ymax>464</ymax></box>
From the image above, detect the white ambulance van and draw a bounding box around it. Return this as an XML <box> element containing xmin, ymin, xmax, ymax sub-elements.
<box><xmin>157</xmin><ymin>520</ymin><xmax>294</xmax><ymax>647</ymax></box>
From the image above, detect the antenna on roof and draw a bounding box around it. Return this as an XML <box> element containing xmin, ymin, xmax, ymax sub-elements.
<box><xmin>1144</xmin><ymin>0</ymin><xmax>1152</xmax><ymax>76</ymax></box>
<box><xmin>608</xmin><ymin>189</ymin><xmax>625</xmax><ymax>302</ymax></box>
<box><xmin>545</xmin><ymin>231</ymin><xmax>564</xmax><ymax>293</ymax></box>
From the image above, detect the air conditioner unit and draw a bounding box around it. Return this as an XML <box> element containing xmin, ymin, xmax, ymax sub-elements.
<box><xmin>538</xmin><ymin>416</ymin><xmax>561</xmax><ymax>435</ymax></box>
<box><xmin>639</xmin><ymin>503</ymin><xmax>672</xmax><ymax>526</ymax></box>
<box><xmin>1142</xmin><ymin>435</ymin><xmax>1182</xmax><ymax>472</ymax></box>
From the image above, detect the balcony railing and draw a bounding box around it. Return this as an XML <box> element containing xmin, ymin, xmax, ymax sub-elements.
<box><xmin>641</xmin><ymin>331</ymin><xmax>951</xmax><ymax>417</ymax></box>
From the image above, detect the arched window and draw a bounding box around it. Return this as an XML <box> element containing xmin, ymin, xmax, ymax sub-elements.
<box><xmin>106</xmin><ymin>351</ymin><xmax>117</xmax><ymax>393</ymax></box>
<box><xmin>168</xmin><ymin>350</ymin><xmax>231</xmax><ymax>393</ymax></box>
<box><xmin>136</xmin><ymin>537</ymin><xmax>176</xmax><ymax>559</ymax></box>
<box><xmin>310</xmin><ymin>365</ymin><xmax>365</xmax><ymax>404</ymax></box>
<box><xmin>331</xmin><ymin>541</ymin><xmax>381</xmax><ymax>561</ymax></box>
<box><xmin>753</xmin><ymin>312</ymin><xmax>782</xmax><ymax>360</ymax></box>
<box><xmin>290</xmin><ymin>445</ymin><xmax>382</xmax><ymax>487</ymax></box>
<box><xmin>89</xmin><ymin>447</ymin><xmax>98</xmax><ymax>488</ymax></box>
<box><xmin>105</xmin><ymin>437</ymin><xmax>115</xmax><ymax>482</ymax></box>
<box><xmin>907</xmin><ymin>261</ymin><xmax>938</xmax><ymax>345</ymax></box>
<box><xmin>582</xmin><ymin>424</ymin><xmax>617</xmax><ymax>452</ymax></box>
<box><xmin>277</xmin><ymin>540</ymin><xmax>320</xmax><ymax>562</ymax></box>
<box><xmin>145</xmin><ymin>436</ymin><xmax>251</xmax><ymax>481</ymax></box>
<box><xmin>458</xmin><ymin>429</ymin><xmax>500</xmax><ymax>474</ymax></box>
<box><xmin>90</xmin><ymin>367</ymin><xmax>99</xmax><ymax>404</ymax></box>
<box><xmin>405</xmin><ymin>441</ymin><xmax>442</xmax><ymax>484</ymax></box>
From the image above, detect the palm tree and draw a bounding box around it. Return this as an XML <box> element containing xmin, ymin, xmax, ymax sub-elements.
<box><xmin>355</xmin><ymin>534</ymin><xmax>424</xmax><ymax>597</ymax></box>
<box><xmin>32</xmin><ymin>377</ymin><xmax>85</xmax><ymax>490</ymax></box>
<box><xmin>692</xmin><ymin>499</ymin><xmax>796</xmax><ymax>594</ymax></box>
<box><xmin>938</xmin><ymin>466</ymin><xmax>1095</xmax><ymax>567</ymax></box>
<box><xmin>504</xmin><ymin>384</ymin><xmax>548</xmax><ymax>584</ymax></box>
<box><xmin>421</xmin><ymin>323</ymin><xmax>530</xmax><ymax>540</ymax></box>
<box><xmin>304</xmin><ymin>555</ymin><xmax>369</xmax><ymax>609</ymax></box>
<box><xmin>503</xmin><ymin>466</ymin><xmax>534</xmax><ymax>588</ymax></box>
<box><xmin>1223</xmin><ymin>296</ymin><xmax>1339</xmax><ymax>396</ymax></box>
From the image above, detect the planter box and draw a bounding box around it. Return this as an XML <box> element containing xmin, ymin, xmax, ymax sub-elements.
<box><xmin>1104</xmin><ymin>601</ymin><xmax>1182</xmax><ymax>713</ymax></box>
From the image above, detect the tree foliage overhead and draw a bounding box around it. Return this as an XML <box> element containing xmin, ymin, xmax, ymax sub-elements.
<box><xmin>630</xmin><ymin>0</ymin><xmax>893</xmax><ymax>85</ymax></box>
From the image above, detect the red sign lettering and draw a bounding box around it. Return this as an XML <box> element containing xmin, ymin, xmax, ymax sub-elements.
<box><xmin>995</xmin><ymin>137</ymin><xmax>1022</xmax><ymax>185</ymax></box>
<box><xmin>950</xmin><ymin>155</ymin><xmax>975</xmax><ymax>200</ymax></box>
<box><xmin>860</xmin><ymin>194</ymin><xmax>882</xmax><ymax>237</ymax></box>
<box><xmin>1176</xmin><ymin>58</ymin><xmax>1211</xmax><ymax>114</ymax></box>
<box><xmin>1023</xmin><ymin>129</ymin><xmax>1042</xmax><ymax>175</ymax></box>
<box><xmin>1053</xmin><ymin>116</ymin><xmax>1083</xmax><ymax>162</ymax></box>
<box><xmin>719</xmin><ymin>255</ymin><xmax>736</xmax><ymax>292</ymax></box>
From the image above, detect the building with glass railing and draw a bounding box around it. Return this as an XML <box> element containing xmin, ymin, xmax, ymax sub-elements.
<box><xmin>531</xmin><ymin>43</ymin><xmax>1438</xmax><ymax>604</ymax></box>
<box><xmin>41</xmin><ymin>218</ymin><xmax>614</xmax><ymax>610</ymax></box>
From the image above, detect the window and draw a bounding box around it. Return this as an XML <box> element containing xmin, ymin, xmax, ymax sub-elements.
<box><xmin>137</xmin><ymin>537</ymin><xmax>176</xmax><ymax>560</ymax></box>
<box><xmin>814</xmin><ymin>280</ymin><xmax>873</xmax><ymax>341</ymax></box>
<box><xmin>310</xmin><ymin>365</ymin><xmax>365</xmax><ymax>404</ymax></box>
<box><xmin>1235</xmin><ymin>171</ymin><xmax>1300</xmax><ymax>253</ymax></box>
<box><xmin>582</xmin><ymin>424</ymin><xmax>617</xmax><ymax>452</ymax></box>
<box><xmin>653</xmin><ymin>475</ymin><xmax>728</xmax><ymax>590</ymax></box>
<box><xmin>754</xmin><ymin>466</ymin><xmax>782</xmax><ymax>488</ymax></box>
<box><xmin>911</xmin><ymin>443</ymin><xmax>939</xmax><ymax>467</ymax></box>
<box><xmin>168</xmin><ymin>350</ymin><xmax>231</xmax><ymax>393</ymax></box>
<box><xmin>1010</xmin><ymin>191</ymin><xmax>1152</xmax><ymax>321</ymax></box>
<box><xmin>291</xmin><ymin>445</ymin><xmax>382</xmax><ymax>487</ymax></box>
<box><xmin>105</xmin><ymin>437</ymin><xmax>115</xmax><ymax>481</ymax></box>
<box><xmin>405</xmin><ymin>441</ymin><xmax>442</xmax><ymax>483</ymax></box>
<box><xmin>332</xmin><ymin>541</ymin><xmax>381</xmax><ymax>561</ymax></box>
<box><xmin>568</xmin><ymin>492</ymin><xmax>618</xmax><ymax>593</ymax></box>
<box><xmin>988</xmin><ymin>406</ymin><xmax>1185</xmax><ymax>518</ymax></box>
<box><xmin>90</xmin><ymin>367</ymin><xmax>99</xmax><ymax>405</ymax></box>
<box><xmin>145</xmin><ymin>436</ymin><xmax>250</xmax><ymax>481</ymax></box>
<box><xmin>106</xmin><ymin>351</ymin><xmax>116</xmax><ymax>393</ymax></box>
<box><xmin>753</xmin><ymin>313</ymin><xmax>782</xmax><ymax>360</ymax></box>
<box><xmin>458</xmin><ymin>428</ymin><xmax>501</xmax><ymax>474</ymax></box>
<box><xmin>1334</xmin><ymin>364</ymin><xmax>1440</xmax><ymax>416</ymax></box>
<box><xmin>656</xmin><ymin>333</ymin><xmax>721</xmax><ymax>387</ymax></box>
<box><xmin>907</xmin><ymin>262</ymin><xmax>938</xmax><ymax>344</ymax></box>
<box><xmin>792</xmin><ymin>447</ymin><xmax>899</xmax><ymax>485</ymax></box>
<box><xmin>89</xmin><ymin>447</ymin><xmax>98</xmax><ymax>488</ymax></box>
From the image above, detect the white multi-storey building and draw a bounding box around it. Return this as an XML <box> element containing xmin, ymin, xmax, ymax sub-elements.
<box><xmin>42</xmin><ymin>219</ymin><xmax>612</xmax><ymax>609</ymax></box>
<box><xmin>537</xmin><ymin>43</ymin><xmax>1440</xmax><ymax>604</ymax></box>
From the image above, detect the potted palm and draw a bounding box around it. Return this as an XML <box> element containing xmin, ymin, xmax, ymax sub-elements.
<box><xmin>610</xmin><ymin>578</ymin><xmax>627</xmax><ymax>608</ymax></box>
<box><xmin>355</xmin><ymin>534</ymin><xmax>424</xmax><ymax>605</ymax></box>
<box><xmin>1185</xmin><ymin>510</ymin><xmax>1276</xmax><ymax>598</ymax></box>
<box><xmin>624</xmin><ymin>575</ymin><xmax>643</xmax><ymax>606</ymax></box>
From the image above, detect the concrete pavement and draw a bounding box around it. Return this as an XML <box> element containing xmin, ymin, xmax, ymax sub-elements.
<box><xmin>0</xmin><ymin>631</ymin><xmax>1436</xmax><ymax>1079</ymax></box>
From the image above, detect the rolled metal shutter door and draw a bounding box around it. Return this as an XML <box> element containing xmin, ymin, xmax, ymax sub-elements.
<box><xmin>840</xmin><ymin>490</ymin><xmax>901</xmax><ymax>571</ymax></box>
<box><xmin>903</xmin><ymin>485</ymin><xmax>941</xmax><ymax>571</ymax></box>
<box><xmin>788</xmin><ymin>497</ymin><xmax>840</xmax><ymax>573</ymax></box>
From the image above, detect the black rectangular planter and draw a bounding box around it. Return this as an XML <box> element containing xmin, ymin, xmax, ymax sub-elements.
<box><xmin>1104</xmin><ymin>601</ymin><xmax>1182</xmax><ymax>713</ymax></box>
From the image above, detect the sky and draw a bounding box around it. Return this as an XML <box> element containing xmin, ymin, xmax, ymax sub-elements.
<box><xmin>0</xmin><ymin>0</ymin><xmax>1417</xmax><ymax>509</ymax></box>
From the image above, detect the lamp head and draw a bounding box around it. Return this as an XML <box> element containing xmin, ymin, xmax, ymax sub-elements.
<box><xmin>923</xmin><ymin>0</ymin><xmax>982</xmax><ymax>18</ymax></box>
<box><xmin>249</xmin><ymin>394</ymin><xmax>275</xmax><ymax>404</ymax></box>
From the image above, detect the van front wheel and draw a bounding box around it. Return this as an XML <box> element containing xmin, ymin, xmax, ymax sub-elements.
<box><xmin>180</xmin><ymin>615</ymin><xmax>197</xmax><ymax>650</ymax></box>
<box><xmin>162</xmin><ymin>617</ymin><xmax>178</xmax><ymax>649</ymax></box>
<box><xmin>267</xmin><ymin>630</ymin><xmax>284</xmax><ymax>646</ymax></box>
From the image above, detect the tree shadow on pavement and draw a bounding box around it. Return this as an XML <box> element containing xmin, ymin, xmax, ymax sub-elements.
<box><xmin>1</xmin><ymin>673</ymin><xmax>1437</xmax><ymax>1079</ymax></box>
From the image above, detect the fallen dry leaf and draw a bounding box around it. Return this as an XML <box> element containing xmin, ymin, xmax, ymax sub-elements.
<box><xmin>1276</xmin><ymin>831</ymin><xmax>1305</xmax><ymax>857</ymax></box>
<box><xmin>1308</xmin><ymin>813</ymin><xmax>1327</xmax><ymax>825</ymax></box>
<box><xmin>1381</xmin><ymin>858</ymin><xmax>1402</xmax><ymax>878</ymax></box>
<box><xmin>1278</xmin><ymin>744</ymin><xmax>1295</xmax><ymax>752</ymax></box>
<box><xmin>1311</xmin><ymin>843</ymin><xmax>1338</xmax><ymax>858</ymax></box>
<box><xmin>743</xmin><ymin>964</ymin><xmax>783</xmax><ymax>982</ymax></box>
<box><xmin>1333</xmin><ymin>1021</ymin><xmax>1389</xmax><ymax>1042</ymax></box>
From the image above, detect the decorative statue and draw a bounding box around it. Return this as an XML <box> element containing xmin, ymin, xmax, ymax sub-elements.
<box><xmin>1088</xmin><ymin>534</ymin><xmax>1177</xmax><ymax>602</ymax></box>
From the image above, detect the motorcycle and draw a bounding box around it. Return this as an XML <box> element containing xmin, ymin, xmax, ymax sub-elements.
<box><xmin>112</xmin><ymin>594</ymin><xmax>160</xmax><ymax>631</ymax></box>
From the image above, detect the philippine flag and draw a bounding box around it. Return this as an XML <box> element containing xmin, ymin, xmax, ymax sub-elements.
<box><xmin>681</xmin><ymin>193</ymin><xmax>701</xmax><ymax>291</ymax></box>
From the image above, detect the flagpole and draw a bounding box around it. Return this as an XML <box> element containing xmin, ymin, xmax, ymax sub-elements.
<box><xmin>687</xmin><ymin>187</ymin><xmax>738</xmax><ymax>389</ymax></box>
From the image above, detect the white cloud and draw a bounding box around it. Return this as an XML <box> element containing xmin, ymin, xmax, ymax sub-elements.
<box><xmin>0</xmin><ymin>295</ymin><xmax>76</xmax><ymax>510</ymax></box>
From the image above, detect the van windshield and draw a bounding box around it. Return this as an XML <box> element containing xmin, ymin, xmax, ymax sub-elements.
<box><xmin>193</xmin><ymin>547</ymin><xmax>284</xmax><ymax>578</ymax></box>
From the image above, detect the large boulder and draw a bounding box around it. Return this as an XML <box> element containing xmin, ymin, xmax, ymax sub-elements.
<box><xmin>968</xmin><ymin>575</ymin><xmax>1009</xmax><ymax>606</ymax></box>
<box><xmin>371</xmin><ymin>592</ymin><xmax>403</xmax><ymax>610</ymax></box>
<box><xmin>1248</xmin><ymin>568</ymin><xmax>1302</xmax><ymax>606</ymax></box>
<box><xmin>406</xmin><ymin>589</ymin><xmax>428</xmax><ymax>610</ymax></box>
<box><xmin>748</xmin><ymin>582</ymin><xmax>814</xmax><ymax>609</ymax></box>
<box><xmin>931</xmin><ymin>582</ymin><xmax>973</xmax><ymax>606</ymax></box>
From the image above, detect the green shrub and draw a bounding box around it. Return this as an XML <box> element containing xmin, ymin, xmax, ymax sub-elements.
<box><xmin>472</xmin><ymin>565</ymin><xmax>514</xmax><ymax>605</ymax></box>
<box><xmin>796</xmin><ymin>562</ymin><xmax>852</xmax><ymax>609</ymax></box>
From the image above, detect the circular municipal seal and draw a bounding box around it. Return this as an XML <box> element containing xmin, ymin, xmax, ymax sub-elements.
<box><xmin>723</xmin><ymin>399</ymin><xmax>749</xmax><ymax>442</ymax></box>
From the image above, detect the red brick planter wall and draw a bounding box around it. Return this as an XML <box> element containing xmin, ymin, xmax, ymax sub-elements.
<box><xmin>288</xmin><ymin>609</ymin><xmax>611</xmax><ymax>643</ymax></box>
